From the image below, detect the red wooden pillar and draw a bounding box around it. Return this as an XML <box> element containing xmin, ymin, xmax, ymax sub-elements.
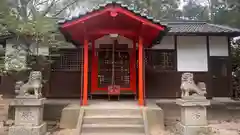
<box><xmin>138</xmin><ymin>37</ymin><xmax>144</xmax><ymax>106</ymax></box>
<box><xmin>82</xmin><ymin>38</ymin><xmax>89</xmax><ymax>106</ymax></box>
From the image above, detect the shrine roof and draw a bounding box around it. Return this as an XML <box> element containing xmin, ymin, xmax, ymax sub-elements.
<box><xmin>58</xmin><ymin>1</ymin><xmax>165</xmax><ymax>28</ymax></box>
<box><xmin>58</xmin><ymin>1</ymin><xmax>168</xmax><ymax>47</ymax></box>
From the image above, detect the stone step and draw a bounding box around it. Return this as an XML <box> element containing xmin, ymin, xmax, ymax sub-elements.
<box><xmin>83</xmin><ymin>115</ymin><xmax>143</xmax><ymax>125</ymax></box>
<box><xmin>81</xmin><ymin>124</ymin><xmax>145</xmax><ymax>134</ymax></box>
<box><xmin>84</xmin><ymin>108</ymin><xmax>141</xmax><ymax>116</ymax></box>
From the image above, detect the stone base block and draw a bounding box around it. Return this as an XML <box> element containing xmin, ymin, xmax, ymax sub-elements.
<box><xmin>176</xmin><ymin>98</ymin><xmax>210</xmax><ymax>107</ymax></box>
<box><xmin>16</xmin><ymin>95</ymin><xmax>41</xmax><ymax>99</ymax></box>
<box><xmin>8</xmin><ymin>122</ymin><xmax>47</xmax><ymax>135</ymax></box>
<box><xmin>177</xmin><ymin>122</ymin><xmax>210</xmax><ymax>135</ymax></box>
<box><xmin>60</xmin><ymin>104</ymin><xmax>81</xmax><ymax>129</ymax></box>
<box><xmin>11</xmin><ymin>98</ymin><xmax>45</xmax><ymax>106</ymax></box>
<box><xmin>143</xmin><ymin>104</ymin><xmax>165</xmax><ymax>135</ymax></box>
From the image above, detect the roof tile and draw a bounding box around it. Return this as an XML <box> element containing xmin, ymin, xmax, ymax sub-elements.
<box><xmin>166</xmin><ymin>22</ymin><xmax>240</xmax><ymax>34</ymax></box>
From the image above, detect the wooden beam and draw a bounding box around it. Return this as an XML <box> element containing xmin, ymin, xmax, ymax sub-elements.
<box><xmin>138</xmin><ymin>36</ymin><xmax>144</xmax><ymax>106</ymax></box>
<box><xmin>206</xmin><ymin>36</ymin><xmax>212</xmax><ymax>99</ymax></box>
<box><xmin>82</xmin><ymin>37</ymin><xmax>89</xmax><ymax>106</ymax></box>
<box><xmin>174</xmin><ymin>36</ymin><xmax>178</xmax><ymax>71</ymax></box>
<box><xmin>228</xmin><ymin>37</ymin><xmax>233</xmax><ymax>98</ymax></box>
<box><xmin>88</xmin><ymin>29</ymin><xmax>137</xmax><ymax>37</ymax></box>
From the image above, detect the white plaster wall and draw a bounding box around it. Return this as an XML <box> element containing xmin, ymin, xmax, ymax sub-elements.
<box><xmin>152</xmin><ymin>36</ymin><xmax>175</xmax><ymax>49</ymax></box>
<box><xmin>209</xmin><ymin>36</ymin><xmax>229</xmax><ymax>56</ymax></box>
<box><xmin>177</xmin><ymin>36</ymin><xmax>208</xmax><ymax>72</ymax></box>
<box><xmin>95</xmin><ymin>35</ymin><xmax>133</xmax><ymax>48</ymax></box>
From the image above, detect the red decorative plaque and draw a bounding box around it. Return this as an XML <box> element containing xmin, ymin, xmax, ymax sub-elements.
<box><xmin>108</xmin><ymin>85</ymin><xmax>120</xmax><ymax>95</ymax></box>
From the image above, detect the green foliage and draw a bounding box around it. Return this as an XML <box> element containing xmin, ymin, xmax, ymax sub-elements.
<box><xmin>209</xmin><ymin>0</ymin><xmax>240</xmax><ymax>28</ymax></box>
<box><xmin>232</xmin><ymin>44</ymin><xmax>240</xmax><ymax>72</ymax></box>
<box><xmin>0</xmin><ymin>0</ymin><xmax>68</xmax><ymax>80</ymax></box>
<box><xmin>0</xmin><ymin>0</ymin><xmax>59</xmax><ymax>45</ymax></box>
<box><xmin>182</xmin><ymin>0</ymin><xmax>209</xmax><ymax>20</ymax></box>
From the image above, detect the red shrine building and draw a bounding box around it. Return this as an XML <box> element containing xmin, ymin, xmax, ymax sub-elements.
<box><xmin>1</xmin><ymin>2</ymin><xmax>240</xmax><ymax>105</ymax></box>
<box><xmin>58</xmin><ymin>2</ymin><xmax>168</xmax><ymax>106</ymax></box>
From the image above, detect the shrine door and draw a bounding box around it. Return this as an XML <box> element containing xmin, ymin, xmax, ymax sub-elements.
<box><xmin>91</xmin><ymin>43</ymin><xmax>136</xmax><ymax>95</ymax></box>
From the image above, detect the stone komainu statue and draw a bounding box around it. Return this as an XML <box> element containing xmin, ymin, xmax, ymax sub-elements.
<box><xmin>15</xmin><ymin>71</ymin><xmax>43</xmax><ymax>98</ymax></box>
<box><xmin>180</xmin><ymin>73</ymin><xmax>207</xmax><ymax>98</ymax></box>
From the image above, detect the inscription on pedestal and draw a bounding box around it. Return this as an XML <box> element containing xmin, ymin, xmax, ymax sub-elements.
<box><xmin>15</xmin><ymin>107</ymin><xmax>42</xmax><ymax>126</ymax></box>
<box><xmin>192</xmin><ymin>107</ymin><xmax>201</xmax><ymax>120</ymax></box>
<box><xmin>20</xmin><ymin>110</ymin><xmax>34</xmax><ymax>121</ymax></box>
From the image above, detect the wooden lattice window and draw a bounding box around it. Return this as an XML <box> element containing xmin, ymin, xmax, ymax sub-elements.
<box><xmin>145</xmin><ymin>49</ymin><xmax>175</xmax><ymax>71</ymax></box>
<box><xmin>51</xmin><ymin>49</ymin><xmax>82</xmax><ymax>71</ymax></box>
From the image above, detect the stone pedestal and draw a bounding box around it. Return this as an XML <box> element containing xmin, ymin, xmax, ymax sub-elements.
<box><xmin>176</xmin><ymin>98</ymin><xmax>210</xmax><ymax>135</ymax></box>
<box><xmin>8</xmin><ymin>98</ymin><xmax>47</xmax><ymax>135</ymax></box>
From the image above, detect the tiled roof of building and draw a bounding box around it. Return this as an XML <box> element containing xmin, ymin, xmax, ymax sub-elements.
<box><xmin>164</xmin><ymin>22</ymin><xmax>240</xmax><ymax>35</ymax></box>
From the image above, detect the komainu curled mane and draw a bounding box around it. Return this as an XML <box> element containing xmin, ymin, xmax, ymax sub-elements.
<box><xmin>180</xmin><ymin>73</ymin><xmax>207</xmax><ymax>98</ymax></box>
<box><xmin>15</xmin><ymin>71</ymin><xmax>43</xmax><ymax>98</ymax></box>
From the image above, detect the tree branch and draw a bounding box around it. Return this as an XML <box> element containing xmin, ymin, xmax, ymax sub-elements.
<box><xmin>35</xmin><ymin>0</ymin><xmax>49</xmax><ymax>7</ymax></box>
<box><xmin>52</xmin><ymin>0</ymin><xmax>79</xmax><ymax>17</ymax></box>
<box><xmin>42</xmin><ymin>0</ymin><xmax>57</xmax><ymax>16</ymax></box>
